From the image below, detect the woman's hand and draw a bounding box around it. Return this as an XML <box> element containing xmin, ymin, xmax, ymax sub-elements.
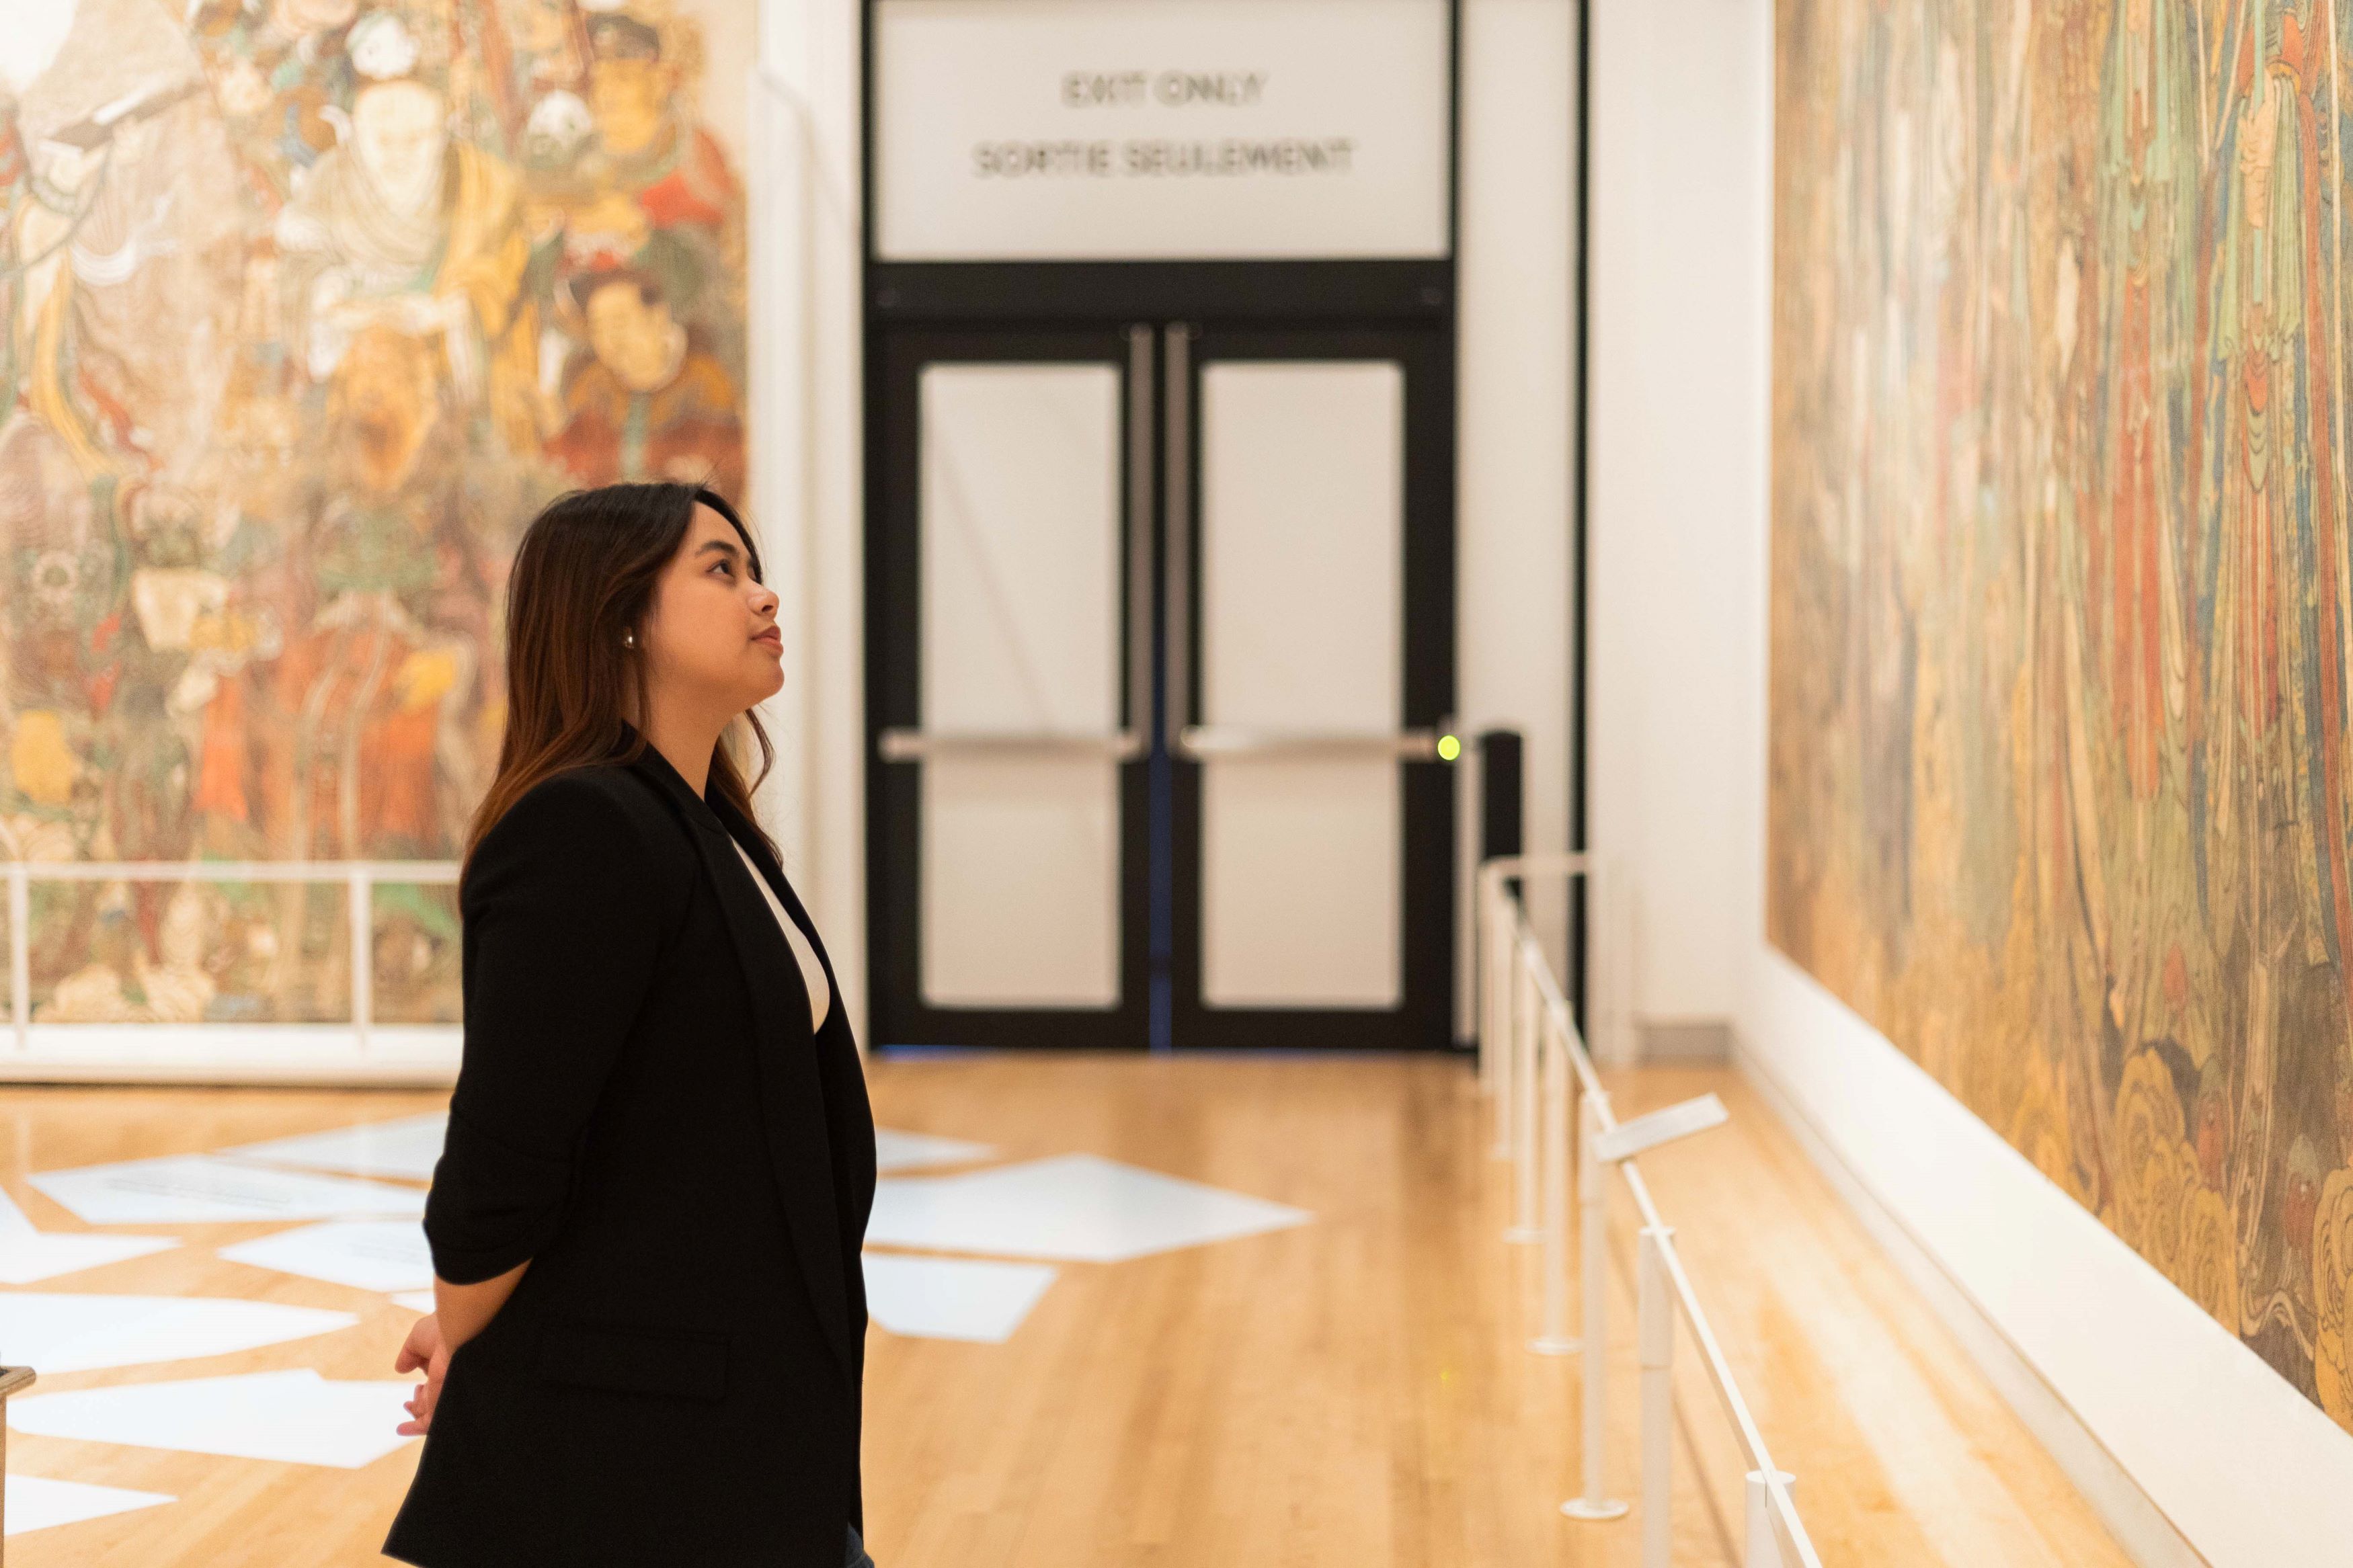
<box><xmin>391</xmin><ymin>1264</ymin><xmax>530</xmax><ymax>1436</ymax></box>
<box><xmin>394</xmin><ymin>1311</ymin><xmax>450</xmax><ymax>1436</ymax></box>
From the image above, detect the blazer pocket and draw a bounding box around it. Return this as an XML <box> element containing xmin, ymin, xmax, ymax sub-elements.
<box><xmin>533</xmin><ymin>1317</ymin><xmax>731</xmax><ymax>1403</ymax></box>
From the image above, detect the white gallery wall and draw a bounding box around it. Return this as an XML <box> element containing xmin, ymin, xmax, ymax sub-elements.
<box><xmin>752</xmin><ymin>0</ymin><xmax>869</xmax><ymax>1041</ymax></box>
<box><xmin>1582</xmin><ymin>0</ymin><xmax>2353</xmax><ymax>1557</ymax></box>
<box><xmin>1586</xmin><ymin>0</ymin><xmax>1766</xmax><ymax>1041</ymax></box>
<box><xmin>754</xmin><ymin>0</ymin><xmax>1581</xmax><ymax>1048</ymax></box>
<box><xmin>1456</xmin><ymin>0</ymin><xmax>1578</xmax><ymax>997</ymax></box>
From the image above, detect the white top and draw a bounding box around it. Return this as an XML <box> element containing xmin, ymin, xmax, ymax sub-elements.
<box><xmin>730</xmin><ymin>835</ymin><xmax>834</xmax><ymax>1033</ymax></box>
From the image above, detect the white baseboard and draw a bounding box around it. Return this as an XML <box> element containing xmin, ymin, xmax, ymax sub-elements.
<box><xmin>1636</xmin><ymin>1018</ymin><xmax>1732</xmax><ymax>1062</ymax></box>
<box><xmin>1734</xmin><ymin>1039</ymin><xmax>2209</xmax><ymax>1568</ymax></box>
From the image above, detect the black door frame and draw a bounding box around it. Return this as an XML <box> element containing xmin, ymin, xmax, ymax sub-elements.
<box><xmin>860</xmin><ymin>0</ymin><xmax>1468</xmax><ymax>1052</ymax></box>
<box><xmin>867</xmin><ymin>327</ymin><xmax>1156</xmax><ymax>1050</ymax></box>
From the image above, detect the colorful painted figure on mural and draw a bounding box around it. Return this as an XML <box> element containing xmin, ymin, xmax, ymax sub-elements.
<box><xmin>0</xmin><ymin>0</ymin><xmax>748</xmax><ymax>1022</ymax></box>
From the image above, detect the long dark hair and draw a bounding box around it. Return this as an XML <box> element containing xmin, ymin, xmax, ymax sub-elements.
<box><xmin>463</xmin><ymin>483</ymin><xmax>779</xmax><ymax>889</ymax></box>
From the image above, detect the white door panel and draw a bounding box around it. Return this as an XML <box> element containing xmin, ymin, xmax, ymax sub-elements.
<box><xmin>918</xmin><ymin>364</ymin><xmax>1122</xmax><ymax>1007</ymax></box>
<box><xmin>1197</xmin><ymin>362</ymin><xmax>1404</xmax><ymax>1007</ymax></box>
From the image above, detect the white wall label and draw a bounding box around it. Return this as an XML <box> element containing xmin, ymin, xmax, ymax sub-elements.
<box><xmin>873</xmin><ymin>0</ymin><xmax>1453</xmax><ymax>262</ymax></box>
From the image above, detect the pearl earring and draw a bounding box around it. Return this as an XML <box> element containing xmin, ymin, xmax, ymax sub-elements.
<box><xmin>622</xmin><ymin>630</ymin><xmax>636</xmax><ymax>649</ymax></box>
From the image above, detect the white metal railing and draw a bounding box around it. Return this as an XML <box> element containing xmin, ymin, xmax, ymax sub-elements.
<box><xmin>1478</xmin><ymin>854</ymin><xmax>1822</xmax><ymax>1568</ymax></box>
<box><xmin>0</xmin><ymin>860</ymin><xmax>460</xmax><ymax>1048</ymax></box>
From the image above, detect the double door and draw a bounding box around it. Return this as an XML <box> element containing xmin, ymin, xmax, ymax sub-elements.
<box><xmin>868</xmin><ymin>320</ymin><xmax>1455</xmax><ymax>1050</ymax></box>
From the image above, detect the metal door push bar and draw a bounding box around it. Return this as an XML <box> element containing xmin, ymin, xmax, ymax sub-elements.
<box><xmin>877</xmin><ymin>729</ymin><xmax>1146</xmax><ymax>761</ymax></box>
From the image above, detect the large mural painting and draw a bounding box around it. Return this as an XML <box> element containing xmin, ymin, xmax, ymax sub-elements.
<box><xmin>1771</xmin><ymin>0</ymin><xmax>2353</xmax><ymax>1426</ymax></box>
<box><xmin>0</xmin><ymin>0</ymin><xmax>749</xmax><ymax>1024</ymax></box>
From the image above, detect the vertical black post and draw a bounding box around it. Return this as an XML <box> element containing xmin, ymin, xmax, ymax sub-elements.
<box><xmin>1567</xmin><ymin>0</ymin><xmax>1595</xmax><ymax>1038</ymax></box>
<box><xmin>1478</xmin><ymin>729</ymin><xmax>1524</xmax><ymax>898</ymax></box>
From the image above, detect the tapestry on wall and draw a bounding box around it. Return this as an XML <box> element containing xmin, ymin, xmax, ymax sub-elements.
<box><xmin>0</xmin><ymin>0</ymin><xmax>750</xmax><ymax>1024</ymax></box>
<box><xmin>1771</xmin><ymin>0</ymin><xmax>2353</xmax><ymax>1428</ymax></box>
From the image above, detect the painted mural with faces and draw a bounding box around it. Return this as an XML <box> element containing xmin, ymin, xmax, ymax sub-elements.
<box><xmin>0</xmin><ymin>0</ymin><xmax>748</xmax><ymax>1026</ymax></box>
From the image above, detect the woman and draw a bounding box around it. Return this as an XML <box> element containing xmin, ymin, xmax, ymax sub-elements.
<box><xmin>381</xmin><ymin>483</ymin><xmax>879</xmax><ymax>1568</ymax></box>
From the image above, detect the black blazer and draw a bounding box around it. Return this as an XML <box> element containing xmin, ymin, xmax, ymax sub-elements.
<box><xmin>383</xmin><ymin>724</ymin><xmax>877</xmax><ymax>1568</ymax></box>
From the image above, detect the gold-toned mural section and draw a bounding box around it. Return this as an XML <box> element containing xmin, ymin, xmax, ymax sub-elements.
<box><xmin>31</xmin><ymin>877</ymin><xmax>356</xmax><ymax>1025</ymax></box>
<box><xmin>0</xmin><ymin>0</ymin><xmax>748</xmax><ymax>1028</ymax></box>
<box><xmin>1771</xmin><ymin>0</ymin><xmax>2353</xmax><ymax>1428</ymax></box>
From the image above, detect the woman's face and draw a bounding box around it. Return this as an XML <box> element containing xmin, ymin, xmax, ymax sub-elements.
<box><xmin>638</xmin><ymin>501</ymin><xmax>783</xmax><ymax>718</ymax></box>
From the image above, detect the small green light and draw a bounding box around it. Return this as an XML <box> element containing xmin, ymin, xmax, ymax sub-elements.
<box><xmin>1436</xmin><ymin>734</ymin><xmax>1461</xmax><ymax>762</ymax></box>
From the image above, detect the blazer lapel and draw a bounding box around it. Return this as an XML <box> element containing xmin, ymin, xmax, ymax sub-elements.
<box><xmin>615</xmin><ymin>737</ymin><xmax>858</xmax><ymax>1391</ymax></box>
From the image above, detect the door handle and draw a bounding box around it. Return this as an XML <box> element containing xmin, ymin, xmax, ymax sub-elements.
<box><xmin>1174</xmin><ymin>725</ymin><xmax>1459</xmax><ymax>761</ymax></box>
<box><xmin>879</xmin><ymin>729</ymin><xmax>1146</xmax><ymax>761</ymax></box>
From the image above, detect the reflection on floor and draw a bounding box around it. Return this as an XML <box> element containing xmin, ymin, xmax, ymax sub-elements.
<box><xmin>869</xmin><ymin>1152</ymin><xmax>1312</xmax><ymax>1262</ymax></box>
<box><xmin>0</xmin><ymin>1060</ymin><xmax>2137</xmax><ymax>1565</ymax></box>
<box><xmin>29</xmin><ymin>1155</ymin><xmax>426</xmax><ymax>1225</ymax></box>
<box><xmin>3</xmin><ymin>1473</ymin><xmax>172</xmax><ymax>1537</ymax></box>
<box><xmin>10</xmin><ymin>1370</ymin><xmax>417</xmax><ymax>1467</ymax></box>
<box><xmin>862</xmin><ymin>1253</ymin><xmax>1058</xmax><ymax>1344</ymax></box>
<box><xmin>218</xmin><ymin>1114</ymin><xmax>450</xmax><ymax>1181</ymax></box>
<box><xmin>218</xmin><ymin>1221</ymin><xmax>434</xmax><ymax>1293</ymax></box>
<box><xmin>0</xmin><ymin>1186</ymin><xmax>175</xmax><ymax>1285</ymax></box>
<box><xmin>0</xmin><ymin>1292</ymin><xmax>354</xmax><ymax>1373</ymax></box>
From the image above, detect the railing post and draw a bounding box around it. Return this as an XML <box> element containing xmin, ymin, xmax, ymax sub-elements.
<box><xmin>1506</xmin><ymin>950</ymin><xmax>1541</xmax><ymax>1241</ymax></box>
<box><xmin>1476</xmin><ymin>731</ymin><xmax>1523</xmax><ymax>1098</ymax></box>
<box><xmin>1592</xmin><ymin>854</ymin><xmax>1616</xmax><ymax>1063</ymax></box>
<box><xmin>1497</xmin><ymin>879</ymin><xmax>1515</xmax><ymax>1161</ymax></box>
<box><xmin>1487</xmin><ymin>884</ymin><xmax>1506</xmax><ymax>1151</ymax></box>
<box><xmin>1560</xmin><ymin>1089</ymin><xmax>1627</xmax><ymax>1521</ymax></box>
<box><xmin>7</xmin><ymin>865</ymin><xmax>25</xmax><ymax>1050</ymax></box>
<box><xmin>1530</xmin><ymin>1010</ymin><xmax>1576</xmax><ymax>1354</ymax></box>
<box><xmin>1603</xmin><ymin>856</ymin><xmax>1637</xmax><ymax>1065</ymax></box>
<box><xmin>348</xmin><ymin>866</ymin><xmax>373</xmax><ymax>1051</ymax></box>
<box><xmin>1638</xmin><ymin>1225</ymin><xmax>1675</xmax><ymax>1568</ymax></box>
<box><xmin>1477</xmin><ymin>876</ymin><xmax>1492</xmax><ymax>1098</ymax></box>
<box><xmin>1744</xmin><ymin>1470</ymin><xmax>1796</xmax><ymax>1568</ymax></box>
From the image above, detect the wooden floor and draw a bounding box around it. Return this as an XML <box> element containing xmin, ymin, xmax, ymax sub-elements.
<box><xmin>0</xmin><ymin>1057</ymin><xmax>2130</xmax><ymax>1566</ymax></box>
